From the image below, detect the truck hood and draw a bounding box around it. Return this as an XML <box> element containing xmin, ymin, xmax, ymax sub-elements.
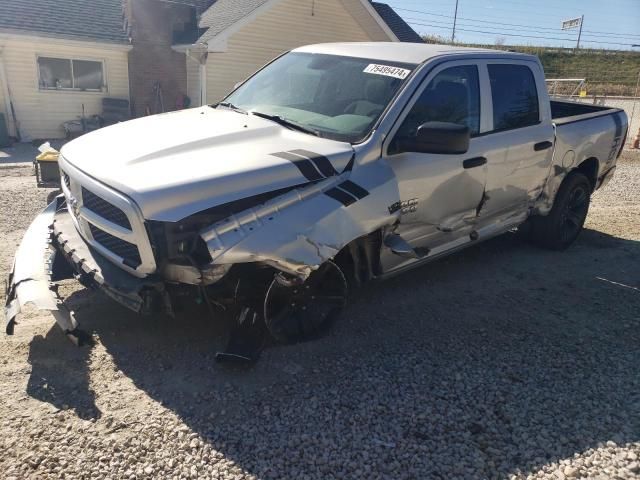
<box><xmin>60</xmin><ymin>107</ymin><xmax>354</xmax><ymax>222</ymax></box>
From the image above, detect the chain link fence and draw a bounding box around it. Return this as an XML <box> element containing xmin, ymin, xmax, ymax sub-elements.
<box><xmin>545</xmin><ymin>71</ymin><xmax>640</xmax><ymax>148</ymax></box>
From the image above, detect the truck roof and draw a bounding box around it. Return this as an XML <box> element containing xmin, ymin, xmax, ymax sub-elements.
<box><xmin>293</xmin><ymin>42</ymin><xmax>536</xmax><ymax>65</ymax></box>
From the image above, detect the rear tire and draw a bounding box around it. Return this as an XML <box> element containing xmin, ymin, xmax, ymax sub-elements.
<box><xmin>529</xmin><ymin>172</ymin><xmax>591</xmax><ymax>250</ymax></box>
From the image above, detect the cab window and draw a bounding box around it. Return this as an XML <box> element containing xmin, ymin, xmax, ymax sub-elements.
<box><xmin>488</xmin><ymin>64</ymin><xmax>539</xmax><ymax>131</ymax></box>
<box><xmin>390</xmin><ymin>65</ymin><xmax>480</xmax><ymax>154</ymax></box>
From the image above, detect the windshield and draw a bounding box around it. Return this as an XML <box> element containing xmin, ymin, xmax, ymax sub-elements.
<box><xmin>222</xmin><ymin>52</ymin><xmax>416</xmax><ymax>143</ymax></box>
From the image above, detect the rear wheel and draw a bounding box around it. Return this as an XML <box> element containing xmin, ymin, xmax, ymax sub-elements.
<box><xmin>530</xmin><ymin>172</ymin><xmax>591</xmax><ymax>250</ymax></box>
<box><xmin>264</xmin><ymin>261</ymin><xmax>348</xmax><ymax>343</ymax></box>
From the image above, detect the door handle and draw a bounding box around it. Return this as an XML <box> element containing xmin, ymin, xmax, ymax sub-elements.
<box><xmin>463</xmin><ymin>156</ymin><xmax>487</xmax><ymax>169</ymax></box>
<box><xmin>534</xmin><ymin>141</ymin><xmax>553</xmax><ymax>151</ymax></box>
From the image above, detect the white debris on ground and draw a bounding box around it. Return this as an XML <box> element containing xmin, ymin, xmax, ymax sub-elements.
<box><xmin>0</xmin><ymin>151</ymin><xmax>639</xmax><ymax>479</ymax></box>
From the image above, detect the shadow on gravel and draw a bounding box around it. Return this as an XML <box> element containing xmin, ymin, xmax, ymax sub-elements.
<box><xmin>26</xmin><ymin>228</ymin><xmax>640</xmax><ymax>478</ymax></box>
<box><xmin>27</xmin><ymin>329</ymin><xmax>100</xmax><ymax>420</ymax></box>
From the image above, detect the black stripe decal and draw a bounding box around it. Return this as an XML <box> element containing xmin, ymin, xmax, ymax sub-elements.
<box><xmin>342</xmin><ymin>153</ymin><xmax>355</xmax><ymax>173</ymax></box>
<box><xmin>271</xmin><ymin>152</ymin><xmax>323</xmax><ymax>181</ymax></box>
<box><xmin>613</xmin><ymin>112</ymin><xmax>623</xmax><ymax>137</ymax></box>
<box><xmin>325</xmin><ymin>188</ymin><xmax>357</xmax><ymax>206</ymax></box>
<box><xmin>337</xmin><ymin>180</ymin><xmax>369</xmax><ymax>199</ymax></box>
<box><xmin>289</xmin><ymin>149</ymin><xmax>338</xmax><ymax>177</ymax></box>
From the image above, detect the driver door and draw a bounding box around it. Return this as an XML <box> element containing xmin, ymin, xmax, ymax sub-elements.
<box><xmin>383</xmin><ymin>63</ymin><xmax>491</xmax><ymax>268</ymax></box>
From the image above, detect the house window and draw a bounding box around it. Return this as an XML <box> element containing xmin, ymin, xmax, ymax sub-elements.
<box><xmin>38</xmin><ymin>57</ymin><xmax>105</xmax><ymax>91</ymax></box>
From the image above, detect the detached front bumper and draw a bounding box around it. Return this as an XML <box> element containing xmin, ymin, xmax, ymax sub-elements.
<box><xmin>4</xmin><ymin>198</ymin><xmax>78</xmax><ymax>339</ymax></box>
<box><xmin>4</xmin><ymin>198</ymin><xmax>163</xmax><ymax>341</ymax></box>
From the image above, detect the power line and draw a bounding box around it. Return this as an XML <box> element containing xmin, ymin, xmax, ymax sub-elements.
<box><xmin>393</xmin><ymin>6</ymin><xmax>640</xmax><ymax>39</ymax></box>
<box><xmin>458</xmin><ymin>16</ymin><xmax>640</xmax><ymax>39</ymax></box>
<box><xmin>404</xmin><ymin>16</ymin><xmax>579</xmax><ymax>39</ymax></box>
<box><xmin>407</xmin><ymin>21</ymin><xmax>638</xmax><ymax>46</ymax></box>
<box><xmin>408</xmin><ymin>21</ymin><xmax>638</xmax><ymax>46</ymax></box>
<box><xmin>404</xmin><ymin>15</ymin><xmax>634</xmax><ymax>44</ymax></box>
<box><xmin>390</xmin><ymin>0</ymin><xmax>634</xmax><ymax>23</ymax></box>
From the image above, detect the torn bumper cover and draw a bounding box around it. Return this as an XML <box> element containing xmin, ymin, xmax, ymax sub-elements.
<box><xmin>4</xmin><ymin>198</ymin><xmax>77</xmax><ymax>337</ymax></box>
<box><xmin>5</xmin><ymin>198</ymin><xmax>161</xmax><ymax>339</ymax></box>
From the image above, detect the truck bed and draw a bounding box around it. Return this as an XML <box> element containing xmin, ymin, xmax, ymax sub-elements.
<box><xmin>551</xmin><ymin>99</ymin><xmax>621</xmax><ymax>125</ymax></box>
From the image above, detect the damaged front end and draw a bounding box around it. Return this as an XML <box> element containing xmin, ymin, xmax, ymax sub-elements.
<box><xmin>4</xmin><ymin>152</ymin><xmax>400</xmax><ymax>362</ymax></box>
<box><xmin>4</xmin><ymin>196</ymin><xmax>166</xmax><ymax>344</ymax></box>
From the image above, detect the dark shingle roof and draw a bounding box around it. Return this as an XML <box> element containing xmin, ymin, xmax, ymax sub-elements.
<box><xmin>0</xmin><ymin>0</ymin><xmax>129</xmax><ymax>44</ymax></box>
<box><xmin>196</xmin><ymin>0</ymin><xmax>269</xmax><ymax>43</ymax></box>
<box><xmin>194</xmin><ymin>0</ymin><xmax>422</xmax><ymax>45</ymax></box>
<box><xmin>371</xmin><ymin>2</ymin><xmax>423</xmax><ymax>43</ymax></box>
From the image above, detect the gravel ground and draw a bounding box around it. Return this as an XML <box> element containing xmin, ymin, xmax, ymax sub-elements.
<box><xmin>0</xmin><ymin>151</ymin><xmax>639</xmax><ymax>480</ymax></box>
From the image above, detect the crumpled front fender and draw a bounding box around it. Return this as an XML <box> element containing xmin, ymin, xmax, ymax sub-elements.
<box><xmin>200</xmin><ymin>160</ymin><xmax>401</xmax><ymax>279</ymax></box>
<box><xmin>4</xmin><ymin>197</ymin><xmax>78</xmax><ymax>339</ymax></box>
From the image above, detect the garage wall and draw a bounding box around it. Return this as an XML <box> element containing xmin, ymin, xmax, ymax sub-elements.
<box><xmin>205</xmin><ymin>0</ymin><xmax>390</xmax><ymax>102</ymax></box>
<box><xmin>341</xmin><ymin>0</ymin><xmax>394</xmax><ymax>42</ymax></box>
<box><xmin>0</xmin><ymin>34</ymin><xmax>130</xmax><ymax>139</ymax></box>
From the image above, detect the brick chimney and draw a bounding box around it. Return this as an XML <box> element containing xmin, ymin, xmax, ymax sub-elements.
<box><xmin>125</xmin><ymin>0</ymin><xmax>199</xmax><ymax>116</ymax></box>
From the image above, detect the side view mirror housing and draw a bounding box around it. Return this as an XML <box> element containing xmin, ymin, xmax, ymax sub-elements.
<box><xmin>407</xmin><ymin>121</ymin><xmax>470</xmax><ymax>155</ymax></box>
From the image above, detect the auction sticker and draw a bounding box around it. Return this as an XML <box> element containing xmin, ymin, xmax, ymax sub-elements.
<box><xmin>363</xmin><ymin>64</ymin><xmax>411</xmax><ymax>80</ymax></box>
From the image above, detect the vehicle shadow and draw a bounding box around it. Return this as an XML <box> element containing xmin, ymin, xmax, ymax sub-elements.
<box><xmin>26</xmin><ymin>228</ymin><xmax>640</xmax><ymax>478</ymax></box>
<box><xmin>26</xmin><ymin>323</ymin><xmax>101</xmax><ymax>420</ymax></box>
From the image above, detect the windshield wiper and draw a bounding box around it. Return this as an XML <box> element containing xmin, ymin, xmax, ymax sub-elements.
<box><xmin>250</xmin><ymin>111</ymin><xmax>320</xmax><ymax>137</ymax></box>
<box><xmin>213</xmin><ymin>101</ymin><xmax>248</xmax><ymax>115</ymax></box>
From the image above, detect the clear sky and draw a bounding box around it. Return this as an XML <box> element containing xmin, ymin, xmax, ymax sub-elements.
<box><xmin>383</xmin><ymin>0</ymin><xmax>640</xmax><ymax>50</ymax></box>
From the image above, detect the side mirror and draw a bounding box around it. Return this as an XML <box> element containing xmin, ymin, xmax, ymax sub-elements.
<box><xmin>408</xmin><ymin>121</ymin><xmax>470</xmax><ymax>154</ymax></box>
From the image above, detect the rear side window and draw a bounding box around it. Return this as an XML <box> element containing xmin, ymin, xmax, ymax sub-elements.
<box><xmin>488</xmin><ymin>64</ymin><xmax>539</xmax><ymax>131</ymax></box>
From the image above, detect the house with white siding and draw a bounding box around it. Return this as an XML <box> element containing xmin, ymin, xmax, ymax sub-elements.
<box><xmin>0</xmin><ymin>0</ymin><xmax>421</xmax><ymax>140</ymax></box>
<box><xmin>0</xmin><ymin>0</ymin><xmax>131</xmax><ymax>140</ymax></box>
<box><xmin>174</xmin><ymin>0</ymin><xmax>423</xmax><ymax>106</ymax></box>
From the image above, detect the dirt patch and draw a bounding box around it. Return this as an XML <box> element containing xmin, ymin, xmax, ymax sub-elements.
<box><xmin>0</xmin><ymin>152</ymin><xmax>639</xmax><ymax>479</ymax></box>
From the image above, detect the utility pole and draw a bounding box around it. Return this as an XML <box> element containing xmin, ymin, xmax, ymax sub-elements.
<box><xmin>576</xmin><ymin>14</ymin><xmax>584</xmax><ymax>49</ymax></box>
<box><xmin>451</xmin><ymin>0</ymin><xmax>459</xmax><ymax>43</ymax></box>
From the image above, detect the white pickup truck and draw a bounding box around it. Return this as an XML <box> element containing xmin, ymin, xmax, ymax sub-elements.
<box><xmin>5</xmin><ymin>43</ymin><xmax>628</xmax><ymax>360</ymax></box>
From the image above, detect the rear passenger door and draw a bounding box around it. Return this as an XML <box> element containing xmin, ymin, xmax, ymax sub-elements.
<box><xmin>479</xmin><ymin>62</ymin><xmax>555</xmax><ymax>218</ymax></box>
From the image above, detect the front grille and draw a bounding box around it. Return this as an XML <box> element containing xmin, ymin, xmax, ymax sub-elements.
<box><xmin>60</xmin><ymin>159</ymin><xmax>156</xmax><ymax>275</ymax></box>
<box><xmin>82</xmin><ymin>187</ymin><xmax>132</xmax><ymax>230</ymax></box>
<box><xmin>89</xmin><ymin>224</ymin><xmax>142</xmax><ymax>268</ymax></box>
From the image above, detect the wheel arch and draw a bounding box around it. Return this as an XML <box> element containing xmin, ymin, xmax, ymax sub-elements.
<box><xmin>574</xmin><ymin>157</ymin><xmax>599</xmax><ymax>191</ymax></box>
<box><xmin>333</xmin><ymin>229</ymin><xmax>384</xmax><ymax>287</ymax></box>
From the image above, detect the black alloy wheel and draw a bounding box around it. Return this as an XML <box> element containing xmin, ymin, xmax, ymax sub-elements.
<box><xmin>529</xmin><ymin>171</ymin><xmax>592</xmax><ymax>250</ymax></box>
<box><xmin>264</xmin><ymin>261</ymin><xmax>348</xmax><ymax>343</ymax></box>
<box><xmin>560</xmin><ymin>182</ymin><xmax>590</xmax><ymax>244</ymax></box>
